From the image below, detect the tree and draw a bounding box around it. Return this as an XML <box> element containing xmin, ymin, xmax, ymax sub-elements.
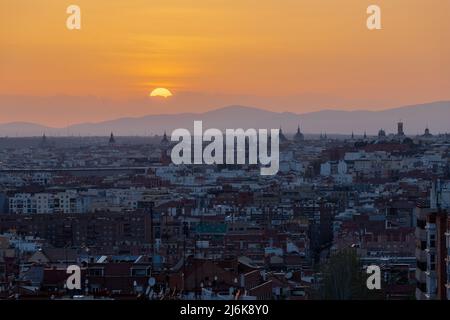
<box><xmin>315</xmin><ymin>249</ymin><xmax>382</xmax><ymax>300</ymax></box>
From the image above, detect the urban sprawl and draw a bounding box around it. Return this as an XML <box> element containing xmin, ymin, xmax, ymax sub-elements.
<box><xmin>0</xmin><ymin>122</ymin><xmax>449</xmax><ymax>300</ymax></box>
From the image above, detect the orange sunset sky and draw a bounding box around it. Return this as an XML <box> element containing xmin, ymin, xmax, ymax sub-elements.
<box><xmin>0</xmin><ymin>0</ymin><xmax>449</xmax><ymax>127</ymax></box>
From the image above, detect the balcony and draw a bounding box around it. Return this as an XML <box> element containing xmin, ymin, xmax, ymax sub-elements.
<box><xmin>415</xmin><ymin>268</ymin><xmax>427</xmax><ymax>283</ymax></box>
<box><xmin>415</xmin><ymin>288</ymin><xmax>427</xmax><ymax>300</ymax></box>
<box><xmin>416</xmin><ymin>248</ymin><xmax>427</xmax><ymax>262</ymax></box>
<box><xmin>425</xmin><ymin>292</ymin><xmax>437</xmax><ymax>300</ymax></box>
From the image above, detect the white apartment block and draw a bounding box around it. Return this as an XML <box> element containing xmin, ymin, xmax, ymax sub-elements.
<box><xmin>8</xmin><ymin>188</ymin><xmax>147</xmax><ymax>214</ymax></box>
<box><xmin>9</xmin><ymin>191</ymin><xmax>86</xmax><ymax>214</ymax></box>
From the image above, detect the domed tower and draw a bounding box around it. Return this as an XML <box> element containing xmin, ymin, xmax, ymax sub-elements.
<box><xmin>279</xmin><ymin>127</ymin><xmax>288</xmax><ymax>143</ymax></box>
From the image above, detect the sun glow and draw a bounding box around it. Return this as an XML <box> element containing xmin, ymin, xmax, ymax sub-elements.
<box><xmin>150</xmin><ymin>88</ymin><xmax>173</xmax><ymax>98</ymax></box>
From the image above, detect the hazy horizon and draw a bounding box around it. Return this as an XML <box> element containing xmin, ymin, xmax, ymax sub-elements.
<box><xmin>2</xmin><ymin>95</ymin><xmax>450</xmax><ymax>128</ymax></box>
<box><xmin>1</xmin><ymin>101</ymin><xmax>449</xmax><ymax>137</ymax></box>
<box><xmin>1</xmin><ymin>0</ymin><xmax>449</xmax><ymax>126</ymax></box>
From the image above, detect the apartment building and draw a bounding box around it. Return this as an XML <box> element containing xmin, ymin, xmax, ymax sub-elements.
<box><xmin>415</xmin><ymin>180</ymin><xmax>450</xmax><ymax>300</ymax></box>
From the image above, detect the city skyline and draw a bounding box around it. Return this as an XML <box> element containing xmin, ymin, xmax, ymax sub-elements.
<box><xmin>1</xmin><ymin>0</ymin><xmax>450</xmax><ymax>305</ymax></box>
<box><xmin>0</xmin><ymin>101</ymin><xmax>449</xmax><ymax>137</ymax></box>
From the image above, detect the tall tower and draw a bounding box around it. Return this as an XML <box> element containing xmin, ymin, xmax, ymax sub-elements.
<box><xmin>160</xmin><ymin>132</ymin><xmax>171</xmax><ymax>165</ymax></box>
<box><xmin>109</xmin><ymin>132</ymin><xmax>116</xmax><ymax>144</ymax></box>
<box><xmin>397</xmin><ymin>122</ymin><xmax>404</xmax><ymax>136</ymax></box>
<box><xmin>40</xmin><ymin>133</ymin><xmax>49</xmax><ymax>147</ymax></box>
<box><xmin>160</xmin><ymin>131</ymin><xmax>169</xmax><ymax>149</ymax></box>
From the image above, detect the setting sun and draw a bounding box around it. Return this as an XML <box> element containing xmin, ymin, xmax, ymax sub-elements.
<box><xmin>150</xmin><ymin>88</ymin><xmax>173</xmax><ymax>98</ymax></box>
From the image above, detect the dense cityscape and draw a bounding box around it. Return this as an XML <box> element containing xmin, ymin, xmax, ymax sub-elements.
<box><xmin>0</xmin><ymin>121</ymin><xmax>449</xmax><ymax>300</ymax></box>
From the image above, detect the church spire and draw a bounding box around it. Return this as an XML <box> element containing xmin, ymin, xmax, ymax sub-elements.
<box><xmin>109</xmin><ymin>132</ymin><xmax>116</xmax><ymax>144</ymax></box>
<box><xmin>279</xmin><ymin>127</ymin><xmax>288</xmax><ymax>142</ymax></box>
<box><xmin>160</xmin><ymin>131</ymin><xmax>170</xmax><ymax>148</ymax></box>
<box><xmin>40</xmin><ymin>133</ymin><xmax>48</xmax><ymax>147</ymax></box>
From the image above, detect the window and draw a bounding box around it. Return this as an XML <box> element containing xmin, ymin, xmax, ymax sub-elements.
<box><xmin>430</xmin><ymin>254</ymin><xmax>436</xmax><ymax>271</ymax></box>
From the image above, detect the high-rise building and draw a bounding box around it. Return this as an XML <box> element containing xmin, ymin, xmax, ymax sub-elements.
<box><xmin>415</xmin><ymin>181</ymin><xmax>450</xmax><ymax>300</ymax></box>
<box><xmin>397</xmin><ymin>122</ymin><xmax>404</xmax><ymax>136</ymax></box>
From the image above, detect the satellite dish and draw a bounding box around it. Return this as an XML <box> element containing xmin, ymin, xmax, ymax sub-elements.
<box><xmin>148</xmin><ymin>277</ymin><xmax>156</xmax><ymax>287</ymax></box>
